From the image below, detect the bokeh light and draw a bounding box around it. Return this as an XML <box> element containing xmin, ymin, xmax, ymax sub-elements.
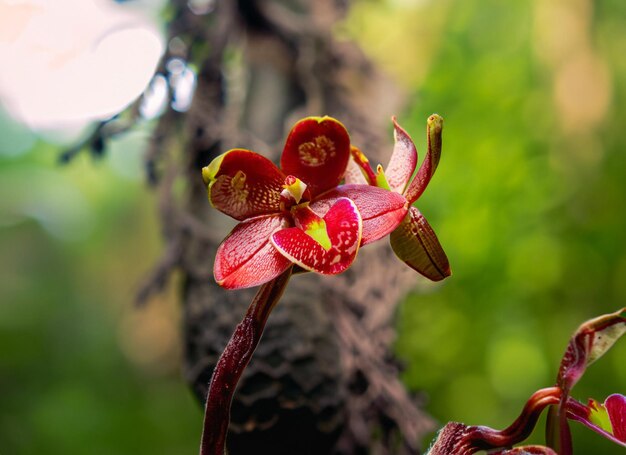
<box><xmin>0</xmin><ymin>0</ymin><xmax>163</xmax><ymax>130</ymax></box>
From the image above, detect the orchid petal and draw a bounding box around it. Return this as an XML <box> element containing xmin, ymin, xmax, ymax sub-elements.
<box><xmin>385</xmin><ymin>117</ymin><xmax>418</xmax><ymax>193</ymax></box>
<box><xmin>568</xmin><ymin>394</ymin><xmax>626</xmax><ymax>447</ymax></box>
<box><xmin>271</xmin><ymin>198</ymin><xmax>362</xmax><ymax>275</ymax></box>
<box><xmin>310</xmin><ymin>184</ymin><xmax>408</xmax><ymax>245</ymax></box>
<box><xmin>607</xmin><ymin>394</ymin><xmax>626</xmax><ymax>443</ymax></box>
<box><xmin>404</xmin><ymin>114</ymin><xmax>443</xmax><ymax>204</ymax></box>
<box><xmin>390</xmin><ymin>206</ymin><xmax>451</xmax><ymax>281</ymax></box>
<box><xmin>344</xmin><ymin>154</ymin><xmax>369</xmax><ymax>185</ymax></box>
<box><xmin>557</xmin><ymin>308</ymin><xmax>626</xmax><ymax>392</ymax></box>
<box><xmin>281</xmin><ymin>116</ymin><xmax>351</xmax><ymax>196</ymax></box>
<box><xmin>348</xmin><ymin>145</ymin><xmax>377</xmax><ymax>185</ymax></box>
<box><xmin>214</xmin><ymin>214</ymin><xmax>292</xmax><ymax>289</ymax></box>
<box><xmin>203</xmin><ymin>149</ymin><xmax>285</xmax><ymax>221</ymax></box>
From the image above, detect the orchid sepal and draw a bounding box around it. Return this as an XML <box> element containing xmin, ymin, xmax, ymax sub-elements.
<box><xmin>390</xmin><ymin>206</ymin><xmax>451</xmax><ymax>281</ymax></box>
<box><xmin>557</xmin><ymin>308</ymin><xmax>626</xmax><ymax>392</ymax></box>
<box><xmin>214</xmin><ymin>214</ymin><xmax>292</xmax><ymax>289</ymax></box>
<box><xmin>404</xmin><ymin>114</ymin><xmax>443</xmax><ymax>204</ymax></box>
<box><xmin>203</xmin><ymin>149</ymin><xmax>285</xmax><ymax>221</ymax></box>
<box><xmin>348</xmin><ymin>145</ymin><xmax>377</xmax><ymax>186</ymax></box>
<box><xmin>385</xmin><ymin>116</ymin><xmax>418</xmax><ymax>194</ymax></box>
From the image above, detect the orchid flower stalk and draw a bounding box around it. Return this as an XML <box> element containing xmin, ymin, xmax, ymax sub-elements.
<box><xmin>199</xmin><ymin>268</ymin><xmax>292</xmax><ymax>454</ymax></box>
<box><xmin>199</xmin><ymin>115</ymin><xmax>451</xmax><ymax>454</ymax></box>
<box><xmin>426</xmin><ymin>308</ymin><xmax>626</xmax><ymax>455</ymax></box>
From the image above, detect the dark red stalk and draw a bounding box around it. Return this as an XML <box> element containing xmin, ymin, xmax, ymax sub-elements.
<box><xmin>546</xmin><ymin>398</ymin><xmax>573</xmax><ymax>455</ymax></box>
<box><xmin>468</xmin><ymin>387</ymin><xmax>562</xmax><ymax>450</ymax></box>
<box><xmin>430</xmin><ymin>388</ymin><xmax>563</xmax><ymax>454</ymax></box>
<box><xmin>199</xmin><ymin>267</ymin><xmax>293</xmax><ymax>455</ymax></box>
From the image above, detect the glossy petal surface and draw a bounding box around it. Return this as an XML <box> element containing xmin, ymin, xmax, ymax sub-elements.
<box><xmin>281</xmin><ymin>117</ymin><xmax>351</xmax><ymax>196</ymax></box>
<box><xmin>390</xmin><ymin>206</ymin><xmax>451</xmax><ymax>281</ymax></box>
<box><xmin>311</xmin><ymin>184</ymin><xmax>407</xmax><ymax>245</ymax></box>
<box><xmin>204</xmin><ymin>149</ymin><xmax>285</xmax><ymax>221</ymax></box>
<box><xmin>215</xmin><ymin>214</ymin><xmax>292</xmax><ymax>289</ymax></box>
<box><xmin>271</xmin><ymin>198</ymin><xmax>362</xmax><ymax>275</ymax></box>
<box><xmin>385</xmin><ymin>117</ymin><xmax>418</xmax><ymax>193</ymax></box>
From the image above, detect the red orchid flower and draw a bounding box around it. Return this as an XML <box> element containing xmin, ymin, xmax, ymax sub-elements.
<box><xmin>339</xmin><ymin>114</ymin><xmax>451</xmax><ymax>281</ymax></box>
<box><xmin>202</xmin><ymin>116</ymin><xmax>407</xmax><ymax>289</ymax></box>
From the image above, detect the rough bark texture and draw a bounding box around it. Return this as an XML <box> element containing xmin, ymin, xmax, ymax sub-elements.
<box><xmin>137</xmin><ymin>1</ymin><xmax>436</xmax><ymax>453</ymax></box>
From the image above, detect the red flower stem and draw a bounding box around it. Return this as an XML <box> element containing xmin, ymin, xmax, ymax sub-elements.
<box><xmin>429</xmin><ymin>388</ymin><xmax>586</xmax><ymax>454</ymax></box>
<box><xmin>198</xmin><ymin>267</ymin><xmax>293</xmax><ymax>455</ymax></box>
<box><xmin>467</xmin><ymin>387</ymin><xmax>562</xmax><ymax>451</ymax></box>
<box><xmin>545</xmin><ymin>395</ymin><xmax>573</xmax><ymax>455</ymax></box>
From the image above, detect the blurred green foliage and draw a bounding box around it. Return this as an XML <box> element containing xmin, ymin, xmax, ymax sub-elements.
<box><xmin>0</xmin><ymin>120</ymin><xmax>199</xmax><ymax>453</ymax></box>
<box><xmin>1</xmin><ymin>0</ymin><xmax>626</xmax><ymax>453</ymax></box>
<box><xmin>349</xmin><ymin>0</ymin><xmax>626</xmax><ymax>452</ymax></box>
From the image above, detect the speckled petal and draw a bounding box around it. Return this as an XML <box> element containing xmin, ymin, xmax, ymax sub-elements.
<box><xmin>344</xmin><ymin>155</ymin><xmax>369</xmax><ymax>185</ymax></box>
<box><xmin>215</xmin><ymin>214</ymin><xmax>292</xmax><ymax>289</ymax></box>
<box><xmin>390</xmin><ymin>206</ymin><xmax>451</xmax><ymax>281</ymax></box>
<box><xmin>281</xmin><ymin>117</ymin><xmax>351</xmax><ymax>196</ymax></box>
<box><xmin>271</xmin><ymin>198</ymin><xmax>362</xmax><ymax>275</ymax></box>
<box><xmin>203</xmin><ymin>149</ymin><xmax>285</xmax><ymax>221</ymax></box>
<box><xmin>347</xmin><ymin>146</ymin><xmax>377</xmax><ymax>185</ymax></box>
<box><xmin>385</xmin><ymin>117</ymin><xmax>418</xmax><ymax>194</ymax></box>
<box><xmin>311</xmin><ymin>184</ymin><xmax>407</xmax><ymax>245</ymax></box>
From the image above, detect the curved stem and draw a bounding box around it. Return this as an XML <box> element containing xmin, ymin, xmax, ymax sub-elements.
<box><xmin>469</xmin><ymin>387</ymin><xmax>562</xmax><ymax>450</ymax></box>
<box><xmin>199</xmin><ymin>267</ymin><xmax>293</xmax><ymax>455</ymax></box>
<box><xmin>428</xmin><ymin>388</ymin><xmax>563</xmax><ymax>455</ymax></box>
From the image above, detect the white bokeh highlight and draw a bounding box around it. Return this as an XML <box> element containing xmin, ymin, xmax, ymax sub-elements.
<box><xmin>0</xmin><ymin>0</ymin><xmax>164</xmax><ymax>129</ymax></box>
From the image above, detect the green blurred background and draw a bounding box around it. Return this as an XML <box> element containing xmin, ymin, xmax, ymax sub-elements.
<box><xmin>1</xmin><ymin>0</ymin><xmax>625</xmax><ymax>453</ymax></box>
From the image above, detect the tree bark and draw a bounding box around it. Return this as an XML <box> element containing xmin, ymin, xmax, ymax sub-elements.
<box><xmin>140</xmin><ymin>1</ymin><xmax>436</xmax><ymax>453</ymax></box>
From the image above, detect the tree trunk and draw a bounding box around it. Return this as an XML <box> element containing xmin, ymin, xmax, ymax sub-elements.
<box><xmin>140</xmin><ymin>1</ymin><xmax>435</xmax><ymax>453</ymax></box>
